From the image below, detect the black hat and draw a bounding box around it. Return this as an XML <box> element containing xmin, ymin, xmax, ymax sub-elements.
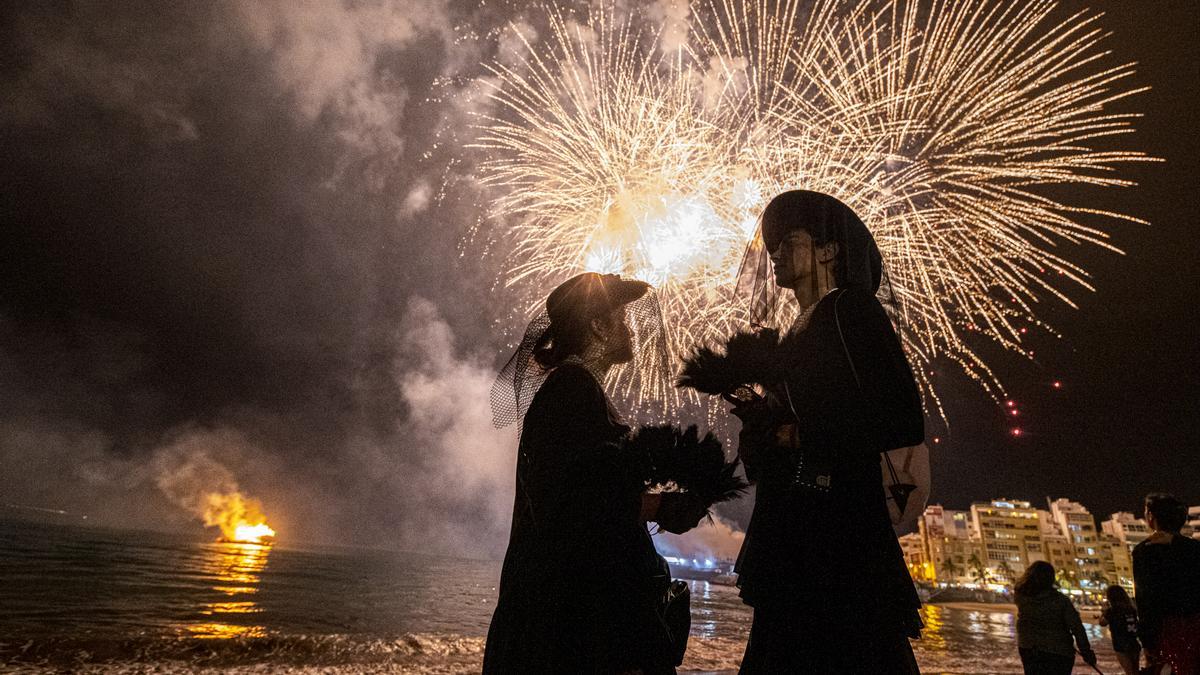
<box><xmin>491</xmin><ymin>272</ymin><xmax>666</xmax><ymax>428</ymax></box>
<box><xmin>546</xmin><ymin>272</ymin><xmax>649</xmax><ymax>326</ymax></box>
<box><xmin>761</xmin><ymin>190</ymin><xmax>883</xmax><ymax>292</ymax></box>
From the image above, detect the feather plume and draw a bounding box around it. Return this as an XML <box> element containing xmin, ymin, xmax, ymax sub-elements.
<box><xmin>676</xmin><ymin>328</ymin><xmax>783</xmax><ymax>395</ymax></box>
<box><xmin>627</xmin><ymin>424</ymin><xmax>749</xmax><ymax>514</ymax></box>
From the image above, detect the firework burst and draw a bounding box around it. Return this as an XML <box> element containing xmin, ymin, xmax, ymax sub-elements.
<box><xmin>471</xmin><ymin>0</ymin><xmax>1153</xmax><ymax>416</ymax></box>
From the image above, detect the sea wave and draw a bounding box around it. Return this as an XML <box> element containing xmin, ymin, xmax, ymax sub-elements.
<box><xmin>0</xmin><ymin>633</ymin><xmax>483</xmax><ymax>674</ymax></box>
<box><xmin>0</xmin><ymin>634</ymin><xmax>746</xmax><ymax>674</ymax></box>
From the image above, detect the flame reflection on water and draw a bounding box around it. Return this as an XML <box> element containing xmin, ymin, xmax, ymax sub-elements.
<box><xmin>182</xmin><ymin>541</ymin><xmax>271</xmax><ymax>639</ymax></box>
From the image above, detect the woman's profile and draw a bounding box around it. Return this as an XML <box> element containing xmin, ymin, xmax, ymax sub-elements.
<box><xmin>483</xmin><ymin>272</ymin><xmax>703</xmax><ymax>675</ymax></box>
<box><xmin>680</xmin><ymin>190</ymin><xmax>926</xmax><ymax>672</ymax></box>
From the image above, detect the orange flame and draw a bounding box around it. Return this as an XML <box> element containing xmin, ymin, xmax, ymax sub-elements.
<box><xmin>202</xmin><ymin>492</ymin><xmax>275</xmax><ymax>545</ymax></box>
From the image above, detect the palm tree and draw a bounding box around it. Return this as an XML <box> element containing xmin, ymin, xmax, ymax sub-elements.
<box><xmin>941</xmin><ymin>558</ymin><xmax>961</xmax><ymax>584</ymax></box>
<box><xmin>997</xmin><ymin>560</ymin><xmax>1015</xmax><ymax>588</ymax></box>
<box><xmin>968</xmin><ymin>554</ymin><xmax>989</xmax><ymax>586</ymax></box>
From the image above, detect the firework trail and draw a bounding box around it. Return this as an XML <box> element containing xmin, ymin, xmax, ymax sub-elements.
<box><xmin>471</xmin><ymin>0</ymin><xmax>1153</xmax><ymax>417</ymax></box>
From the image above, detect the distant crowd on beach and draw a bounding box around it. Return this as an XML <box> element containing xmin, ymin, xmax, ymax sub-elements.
<box><xmin>1014</xmin><ymin>492</ymin><xmax>1199</xmax><ymax>675</ymax></box>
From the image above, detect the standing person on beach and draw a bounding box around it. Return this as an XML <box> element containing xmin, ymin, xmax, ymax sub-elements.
<box><xmin>483</xmin><ymin>273</ymin><xmax>705</xmax><ymax>675</ymax></box>
<box><xmin>1014</xmin><ymin>561</ymin><xmax>1097</xmax><ymax>675</ymax></box>
<box><xmin>1099</xmin><ymin>584</ymin><xmax>1140</xmax><ymax>675</ymax></box>
<box><xmin>1134</xmin><ymin>492</ymin><xmax>1200</xmax><ymax>675</ymax></box>
<box><xmin>680</xmin><ymin>191</ymin><xmax>925</xmax><ymax>673</ymax></box>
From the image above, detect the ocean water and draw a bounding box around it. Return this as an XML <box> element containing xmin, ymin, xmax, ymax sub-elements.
<box><xmin>0</xmin><ymin>520</ymin><xmax>1122</xmax><ymax>674</ymax></box>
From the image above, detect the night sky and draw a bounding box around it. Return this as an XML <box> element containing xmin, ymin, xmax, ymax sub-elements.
<box><xmin>1</xmin><ymin>0</ymin><xmax>1196</xmax><ymax>556</ymax></box>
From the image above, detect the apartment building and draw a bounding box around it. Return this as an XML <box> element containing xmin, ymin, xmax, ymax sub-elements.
<box><xmin>970</xmin><ymin>499</ymin><xmax>1042</xmax><ymax>582</ymax></box>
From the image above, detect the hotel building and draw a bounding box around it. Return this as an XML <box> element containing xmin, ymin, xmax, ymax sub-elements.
<box><xmin>969</xmin><ymin>499</ymin><xmax>1042</xmax><ymax>583</ymax></box>
<box><xmin>910</xmin><ymin>498</ymin><xmax>1147</xmax><ymax>595</ymax></box>
<box><xmin>917</xmin><ymin>504</ymin><xmax>982</xmax><ymax>584</ymax></box>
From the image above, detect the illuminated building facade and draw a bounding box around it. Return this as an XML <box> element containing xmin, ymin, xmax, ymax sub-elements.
<box><xmin>917</xmin><ymin>505</ymin><xmax>983</xmax><ymax>585</ymax></box>
<box><xmin>1047</xmin><ymin>499</ymin><xmax>1107</xmax><ymax>592</ymax></box>
<box><xmin>899</xmin><ymin>532</ymin><xmax>929</xmax><ymax>581</ymax></box>
<box><xmin>970</xmin><ymin>499</ymin><xmax>1042</xmax><ymax>582</ymax></box>
<box><xmin>908</xmin><ymin>499</ymin><xmax>1153</xmax><ymax>596</ymax></box>
<box><xmin>1102</xmin><ymin>512</ymin><xmax>1151</xmax><ymax>553</ymax></box>
<box><xmin>1100</xmin><ymin>532</ymin><xmax>1135</xmax><ymax>590</ymax></box>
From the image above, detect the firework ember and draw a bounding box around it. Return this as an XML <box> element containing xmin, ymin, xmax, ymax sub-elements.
<box><xmin>473</xmin><ymin>0</ymin><xmax>1153</xmax><ymax>415</ymax></box>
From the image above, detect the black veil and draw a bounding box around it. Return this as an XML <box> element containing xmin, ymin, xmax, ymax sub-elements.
<box><xmin>735</xmin><ymin>189</ymin><xmax>898</xmax><ymax>332</ymax></box>
<box><xmin>490</xmin><ymin>273</ymin><xmax>671</xmax><ymax>429</ymax></box>
<box><xmin>726</xmin><ymin>190</ymin><xmax>925</xmax><ymax>522</ymax></box>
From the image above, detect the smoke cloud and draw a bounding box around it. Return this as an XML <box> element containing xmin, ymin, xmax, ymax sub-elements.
<box><xmin>151</xmin><ymin>428</ymin><xmax>274</xmax><ymax>540</ymax></box>
<box><xmin>0</xmin><ymin>0</ymin><xmax>748</xmax><ymax>557</ymax></box>
<box><xmin>655</xmin><ymin>514</ymin><xmax>746</xmax><ymax>563</ymax></box>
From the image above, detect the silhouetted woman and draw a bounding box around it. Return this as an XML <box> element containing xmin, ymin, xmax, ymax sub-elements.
<box><xmin>1100</xmin><ymin>584</ymin><xmax>1140</xmax><ymax>675</ymax></box>
<box><xmin>1014</xmin><ymin>560</ymin><xmax>1096</xmax><ymax>675</ymax></box>
<box><xmin>1134</xmin><ymin>492</ymin><xmax>1200</xmax><ymax>675</ymax></box>
<box><xmin>483</xmin><ymin>272</ymin><xmax>702</xmax><ymax>675</ymax></box>
<box><xmin>690</xmin><ymin>191</ymin><xmax>926</xmax><ymax>673</ymax></box>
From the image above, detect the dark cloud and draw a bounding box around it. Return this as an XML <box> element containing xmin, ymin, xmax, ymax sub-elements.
<box><xmin>0</xmin><ymin>0</ymin><xmax>517</xmax><ymax>552</ymax></box>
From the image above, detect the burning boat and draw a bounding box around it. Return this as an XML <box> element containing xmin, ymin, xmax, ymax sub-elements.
<box><xmin>203</xmin><ymin>492</ymin><xmax>276</xmax><ymax>545</ymax></box>
<box><xmin>221</xmin><ymin>522</ymin><xmax>276</xmax><ymax>546</ymax></box>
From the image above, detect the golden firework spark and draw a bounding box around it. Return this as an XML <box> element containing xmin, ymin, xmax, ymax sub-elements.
<box><xmin>471</xmin><ymin>0</ymin><xmax>1153</xmax><ymax>416</ymax></box>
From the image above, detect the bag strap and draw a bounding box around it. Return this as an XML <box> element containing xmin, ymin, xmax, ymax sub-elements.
<box><xmin>833</xmin><ymin>290</ymin><xmax>904</xmax><ymax>487</ymax></box>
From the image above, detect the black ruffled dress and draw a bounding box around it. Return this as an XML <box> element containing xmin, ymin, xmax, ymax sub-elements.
<box><xmin>735</xmin><ymin>288</ymin><xmax>925</xmax><ymax>674</ymax></box>
<box><xmin>482</xmin><ymin>363</ymin><xmax>675</xmax><ymax>674</ymax></box>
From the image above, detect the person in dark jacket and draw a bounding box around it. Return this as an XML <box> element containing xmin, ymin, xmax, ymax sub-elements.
<box><xmin>1134</xmin><ymin>492</ymin><xmax>1200</xmax><ymax>675</ymax></box>
<box><xmin>710</xmin><ymin>191</ymin><xmax>926</xmax><ymax>673</ymax></box>
<box><xmin>483</xmin><ymin>272</ymin><xmax>704</xmax><ymax>675</ymax></box>
<box><xmin>1099</xmin><ymin>584</ymin><xmax>1140</xmax><ymax>675</ymax></box>
<box><xmin>1014</xmin><ymin>561</ymin><xmax>1097</xmax><ymax>675</ymax></box>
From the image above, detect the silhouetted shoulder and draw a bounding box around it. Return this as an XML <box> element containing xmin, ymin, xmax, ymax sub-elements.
<box><xmin>533</xmin><ymin>363</ymin><xmax>606</xmax><ymax>408</ymax></box>
<box><xmin>832</xmin><ymin>286</ymin><xmax>891</xmax><ymax>326</ymax></box>
<box><xmin>1133</xmin><ymin>534</ymin><xmax>1200</xmax><ymax>558</ymax></box>
<box><xmin>1175</xmin><ymin>535</ymin><xmax>1200</xmax><ymax>558</ymax></box>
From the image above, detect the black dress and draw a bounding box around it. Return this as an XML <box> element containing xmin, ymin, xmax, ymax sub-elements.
<box><xmin>482</xmin><ymin>363</ymin><xmax>675</xmax><ymax>675</ymax></box>
<box><xmin>736</xmin><ymin>288</ymin><xmax>924</xmax><ymax>674</ymax></box>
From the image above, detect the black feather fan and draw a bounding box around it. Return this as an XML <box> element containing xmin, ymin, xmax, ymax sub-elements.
<box><xmin>676</xmin><ymin>328</ymin><xmax>784</xmax><ymax>395</ymax></box>
<box><xmin>626</xmin><ymin>424</ymin><xmax>749</xmax><ymax>513</ymax></box>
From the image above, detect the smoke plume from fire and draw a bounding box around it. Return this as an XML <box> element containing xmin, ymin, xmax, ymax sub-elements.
<box><xmin>153</xmin><ymin>429</ymin><xmax>277</xmax><ymax>545</ymax></box>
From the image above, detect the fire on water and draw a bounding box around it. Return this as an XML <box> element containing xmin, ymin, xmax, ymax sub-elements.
<box><xmin>204</xmin><ymin>491</ymin><xmax>276</xmax><ymax>545</ymax></box>
<box><xmin>228</xmin><ymin>522</ymin><xmax>276</xmax><ymax>546</ymax></box>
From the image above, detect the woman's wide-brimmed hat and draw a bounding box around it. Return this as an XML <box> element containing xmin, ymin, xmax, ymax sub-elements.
<box><xmin>546</xmin><ymin>272</ymin><xmax>650</xmax><ymax>327</ymax></box>
<box><xmin>737</xmin><ymin>189</ymin><xmax>895</xmax><ymax>330</ymax></box>
<box><xmin>760</xmin><ymin>190</ymin><xmax>882</xmax><ymax>293</ymax></box>
<box><xmin>491</xmin><ymin>272</ymin><xmax>668</xmax><ymax>429</ymax></box>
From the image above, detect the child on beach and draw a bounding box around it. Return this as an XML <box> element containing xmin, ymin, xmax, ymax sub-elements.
<box><xmin>1099</xmin><ymin>584</ymin><xmax>1140</xmax><ymax>675</ymax></box>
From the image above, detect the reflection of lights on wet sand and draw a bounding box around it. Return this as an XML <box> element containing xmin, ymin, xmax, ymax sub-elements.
<box><xmin>184</xmin><ymin>542</ymin><xmax>271</xmax><ymax>639</ymax></box>
<box><xmin>690</xmin><ymin>581</ymin><xmax>719</xmax><ymax>639</ymax></box>
<box><xmin>963</xmin><ymin>609</ymin><xmax>1017</xmax><ymax>641</ymax></box>
<box><xmin>919</xmin><ymin>604</ymin><xmax>947</xmax><ymax>650</ymax></box>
